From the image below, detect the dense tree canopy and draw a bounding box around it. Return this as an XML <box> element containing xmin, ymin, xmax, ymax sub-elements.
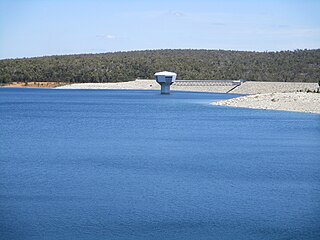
<box><xmin>0</xmin><ymin>49</ymin><xmax>319</xmax><ymax>83</ymax></box>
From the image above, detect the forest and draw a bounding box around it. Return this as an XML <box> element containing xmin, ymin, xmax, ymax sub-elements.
<box><xmin>0</xmin><ymin>49</ymin><xmax>319</xmax><ymax>83</ymax></box>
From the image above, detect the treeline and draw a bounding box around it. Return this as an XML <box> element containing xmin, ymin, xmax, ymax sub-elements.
<box><xmin>0</xmin><ymin>49</ymin><xmax>319</xmax><ymax>83</ymax></box>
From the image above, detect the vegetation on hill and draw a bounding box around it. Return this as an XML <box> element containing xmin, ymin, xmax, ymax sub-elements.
<box><xmin>0</xmin><ymin>49</ymin><xmax>319</xmax><ymax>83</ymax></box>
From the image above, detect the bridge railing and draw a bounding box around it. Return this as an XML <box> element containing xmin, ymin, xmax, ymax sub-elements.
<box><xmin>174</xmin><ymin>80</ymin><xmax>243</xmax><ymax>86</ymax></box>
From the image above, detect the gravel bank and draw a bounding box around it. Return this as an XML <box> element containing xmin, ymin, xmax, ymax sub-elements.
<box><xmin>56</xmin><ymin>80</ymin><xmax>235</xmax><ymax>93</ymax></box>
<box><xmin>57</xmin><ymin>80</ymin><xmax>318</xmax><ymax>94</ymax></box>
<box><xmin>231</xmin><ymin>81</ymin><xmax>318</xmax><ymax>94</ymax></box>
<box><xmin>212</xmin><ymin>92</ymin><xmax>320</xmax><ymax>114</ymax></box>
<box><xmin>56</xmin><ymin>80</ymin><xmax>157</xmax><ymax>90</ymax></box>
<box><xmin>57</xmin><ymin>80</ymin><xmax>319</xmax><ymax>114</ymax></box>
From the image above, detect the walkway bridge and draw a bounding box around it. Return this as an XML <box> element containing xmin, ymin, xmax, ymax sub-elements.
<box><xmin>174</xmin><ymin>80</ymin><xmax>243</xmax><ymax>86</ymax></box>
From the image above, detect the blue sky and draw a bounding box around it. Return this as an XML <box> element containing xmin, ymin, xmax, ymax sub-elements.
<box><xmin>0</xmin><ymin>0</ymin><xmax>319</xmax><ymax>59</ymax></box>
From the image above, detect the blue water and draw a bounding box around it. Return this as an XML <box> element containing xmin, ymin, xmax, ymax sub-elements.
<box><xmin>0</xmin><ymin>88</ymin><xmax>319</xmax><ymax>240</ymax></box>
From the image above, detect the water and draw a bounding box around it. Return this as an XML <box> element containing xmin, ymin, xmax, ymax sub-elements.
<box><xmin>0</xmin><ymin>88</ymin><xmax>319</xmax><ymax>240</ymax></box>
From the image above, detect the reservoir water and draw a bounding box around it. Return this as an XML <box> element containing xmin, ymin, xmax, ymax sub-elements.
<box><xmin>0</xmin><ymin>88</ymin><xmax>319</xmax><ymax>240</ymax></box>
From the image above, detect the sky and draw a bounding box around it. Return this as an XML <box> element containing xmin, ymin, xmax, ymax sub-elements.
<box><xmin>0</xmin><ymin>0</ymin><xmax>319</xmax><ymax>59</ymax></box>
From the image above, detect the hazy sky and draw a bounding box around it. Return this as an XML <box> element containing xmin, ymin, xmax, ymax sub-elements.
<box><xmin>0</xmin><ymin>0</ymin><xmax>319</xmax><ymax>59</ymax></box>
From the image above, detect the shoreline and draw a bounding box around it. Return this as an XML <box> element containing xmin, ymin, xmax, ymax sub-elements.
<box><xmin>56</xmin><ymin>80</ymin><xmax>319</xmax><ymax>93</ymax></box>
<box><xmin>2</xmin><ymin>80</ymin><xmax>319</xmax><ymax>114</ymax></box>
<box><xmin>212</xmin><ymin>92</ymin><xmax>320</xmax><ymax>114</ymax></box>
<box><xmin>57</xmin><ymin>80</ymin><xmax>320</xmax><ymax>114</ymax></box>
<box><xmin>1</xmin><ymin>82</ymin><xmax>67</xmax><ymax>88</ymax></box>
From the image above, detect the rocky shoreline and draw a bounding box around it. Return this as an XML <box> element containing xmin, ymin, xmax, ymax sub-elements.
<box><xmin>212</xmin><ymin>92</ymin><xmax>320</xmax><ymax>114</ymax></box>
<box><xmin>57</xmin><ymin>80</ymin><xmax>320</xmax><ymax>114</ymax></box>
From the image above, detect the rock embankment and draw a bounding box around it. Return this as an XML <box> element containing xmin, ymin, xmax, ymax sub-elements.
<box><xmin>231</xmin><ymin>81</ymin><xmax>318</xmax><ymax>94</ymax></box>
<box><xmin>212</xmin><ymin>92</ymin><xmax>320</xmax><ymax>114</ymax></box>
<box><xmin>57</xmin><ymin>80</ymin><xmax>318</xmax><ymax>94</ymax></box>
<box><xmin>57</xmin><ymin>80</ymin><xmax>320</xmax><ymax>114</ymax></box>
<box><xmin>56</xmin><ymin>79</ymin><xmax>236</xmax><ymax>93</ymax></box>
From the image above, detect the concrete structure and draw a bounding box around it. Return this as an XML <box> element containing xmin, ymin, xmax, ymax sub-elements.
<box><xmin>154</xmin><ymin>71</ymin><xmax>177</xmax><ymax>94</ymax></box>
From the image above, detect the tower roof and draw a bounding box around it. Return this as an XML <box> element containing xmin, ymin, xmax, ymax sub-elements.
<box><xmin>154</xmin><ymin>71</ymin><xmax>177</xmax><ymax>76</ymax></box>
